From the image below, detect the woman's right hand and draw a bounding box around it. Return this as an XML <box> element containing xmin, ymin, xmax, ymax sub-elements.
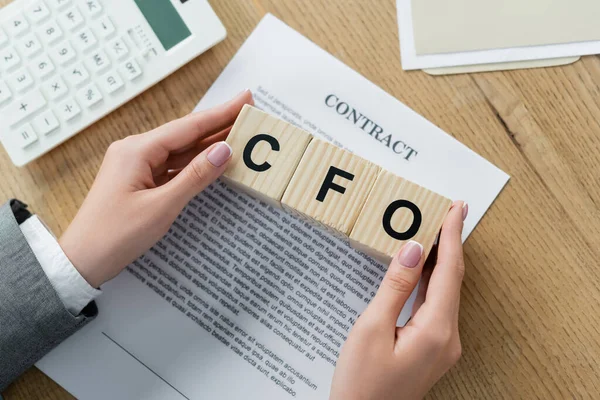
<box><xmin>330</xmin><ymin>201</ymin><xmax>468</xmax><ymax>400</ymax></box>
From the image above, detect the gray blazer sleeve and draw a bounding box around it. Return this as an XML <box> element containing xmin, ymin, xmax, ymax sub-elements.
<box><xmin>0</xmin><ymin>202</ymin><xmax>97</xmax><ymax>391</ymax></box>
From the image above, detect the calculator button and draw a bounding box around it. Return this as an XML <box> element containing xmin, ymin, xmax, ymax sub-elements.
<box><xmin>4</xmin><ymin>89</ymin><xmax>47</xmax><ymax>127</ymax></box>
<box><xmin>59</xmin><ymin>8</ymin><xmax>84</xmax><ymax>31</ymax></box>
<box><xmin>0</xmin><ymin>48</ymin><xmax>21</xmax><ymax>72</ymax></box>
<box><xmin>81</xmin><ymin>0</ymin><xmax>103</xmax><ymax>18</ymax></box>
<box><xmin>47</xmin><ymin>0</ymin><xmax>72</xmax><ymax>9</ymax></box>
<box><xmin>4</xmin><ymin>14</ymin><xmax>30</xmax><ymax>38</ymax></box>
<box><xmin>120</xmin><ymin>60</ymin><xmax>142</xmax><ymax>81</ymax></box>
<box><xmin>42</xmin><ymin>76</ymin><xmax>68</xmax><ymax>100</ymax></box>
<box><xmin>33</xmin><ymin>109</ymin><xmax>59</xmax><ymax>135</ymax></box>
<box><xmin>87</xmin><ymin>49</ymin><xmax>110</xmax><ymax>73</ymax></box>
<box><xmin>58</xmin><ymin>97</ymin><xmax>81</xmax><ymax>121</ymax></box>
<box><xmin>40</xmin><ymin>20</ymin><xmax>63</xmax><ymax>45</ymax></box>
<box><xmin>54</xmin><ymin>41</ymin><xmax>76</xmax><ymax>66</ymax></box>
<box><xmin>11</xmin><ymin>69</ymin><xmax>34</xmax><ymax>92</ymax></box>
<box><xmin>65</xmin><ymin>61</ymin><xmax>90</xmax><ymax>87</ymax></box>
<box><xmin>106</xmin><ymin>37</ymin><xmax>129</xmax><ymax>61</ymax></box>
<box><xmin>73</xmin><ymin>27</ymin><xmax>97</xmax><ymax>53</ymax></box>
<box><xmin>93</xmin><ymin>16</ymin><xmax>115</xmax><ymax>39</ymax></box>
<box><xmin>18</xmin><ymin>33</ymin><xmax>43</xmax><ymax>58</ymax></box>
<box><xmin>15</xmin><ymin>123</ymin><xmax>38</xmax><ymax>148</ymax></box>
<box><xmin>77</xmin><ymin>83</ymin><xmax>102</xmax><ymax>108</ymax></box>
<box><xmin>0</xmin><ymin>80</ymin><xmax>12</xmax><ymax>105</ymax></box>
<box><xmin>99</xmin><ymin>70</ymin><xmax>123</xmax><ymax>94</ymax></box>
<box><xmin>31</xmin><ymin>54</ymin><xmax>55</xmax><ymax>79</ymax></box>
<box><xmin>25</xmin><ymin>1</ymin><xmax>51</xmax><ymax>24</ymax></box>
<box><xmin>0</xmin><ymin>27</ymin><xmax>8</xmax><ymax>48</ymax></box>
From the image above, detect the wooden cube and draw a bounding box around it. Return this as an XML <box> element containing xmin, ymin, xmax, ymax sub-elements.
<box><xmin>223</xmin><ymin>105</ymin><xmax>313</xmax><ymax>205</ymax></box>
<box><xmin>225</xmin><ymin>105</ymin><xmax>452</xmax><ymax>265</ymax></box>
<box><xmin>281</xmin><ymin>139</ymin><xmax>380</xmax><ymax>235</ymax></box>
<box><xmin>350</xmin><ymin>169</ymin><xmax>452</xmax><ymax>263</ymax></box>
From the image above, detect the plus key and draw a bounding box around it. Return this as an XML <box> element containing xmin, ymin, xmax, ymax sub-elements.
<box><xmin>2</xmin><ymin>89</ymin><xmax>47</xmax><ymax>127</ymax></box>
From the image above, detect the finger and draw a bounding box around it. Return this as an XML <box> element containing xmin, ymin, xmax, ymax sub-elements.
<box><xmin>410</xmin><ymin>246</ymin><xmax>436</xmax><ymax>317</ymax></box>
<box><xmin>165</xmin><ymin>126</ymin><xmax>232</xmax><ymax>170</ymax></box>
<box><xmin>420</xmin><ymin>201</ymin><xmax>467</xmax><ymax>319</ymax></box>
<box><xmin>151</xmin><ymin>127</ymin><xmax>231</xmax><ymax>178</ymax></box>
<box><xmin>364</xmin><ymin>241</ymin><xmax>424</xmax><ymax>326</ymax></box>
<box><xmin>159</xmin><ymin>141</ymin><xmax>232</xmax><ymax>208</ymax></box>
<box><xmin>147</xmin><ymin>89</ymin><xmax>253</xmax><ymax>152</ymax></box>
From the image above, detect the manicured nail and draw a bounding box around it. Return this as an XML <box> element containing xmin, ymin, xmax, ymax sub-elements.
<box><xmin>397</xmin><ymin>240</ymin><xmax>423</xmax><ymax>268</ymax></box>
<box><xmin>207</xmin><ymin>142</ymin><xmax>232</xmax><ymax>167</ymax></box>
<box><xmin>462</xmin><ymin>202</ymin><xmax>469</xmax><ymax>221</ymax></box>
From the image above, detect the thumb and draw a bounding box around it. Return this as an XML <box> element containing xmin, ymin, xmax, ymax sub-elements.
<box><xmin>365</xmin><ymin>241</ymin><xmax>424</xmax><ymax>326</ymax></box>
<box><xmin>162</xmin><ymin>141</ymin><xmax>232</xmax><ymax>208</ymax></box>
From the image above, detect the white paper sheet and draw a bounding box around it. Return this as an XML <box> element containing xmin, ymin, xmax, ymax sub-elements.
<box><xmin>36</xmin><ymin>14</ymin><xmax>509</xmax><ymax>400</ymax></box>
<box><xmin>398</xmin><ymin>0</ymin><xmax>600</xmax><ymax>70</ymax></box>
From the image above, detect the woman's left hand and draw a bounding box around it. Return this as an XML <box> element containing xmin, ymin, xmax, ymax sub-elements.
<box><xmin>59</xmin><ymin>90</ymin><xmax>253</xmax><ymax>288</ymax></box>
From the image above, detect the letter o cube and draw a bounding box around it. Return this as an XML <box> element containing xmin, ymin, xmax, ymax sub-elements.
<box><xmin>350</xmin><ymin>169</ymin><xmax>452</xmax><ymax>263</ymax></box>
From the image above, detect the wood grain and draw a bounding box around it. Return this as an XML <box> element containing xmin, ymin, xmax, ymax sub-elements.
<box><xmin>1</xmin><ymin>0</ymin><xmax>600</xmax><ymax>399</ymax></box>
<box><xmin>281</xmin><ymin>138</ymin><xmax>380</xmax><ymax>235</ymax></box>
<box><xmin>229</xmin><ymin>105</ymin><xmax>447</xmax><ymax>261</ymax></box>
<box><xmin>224</xmin><ymin>104</ymin><xmax>313</xmax><ymax>205</ymax></box>
<box><xmin>350</xmin><ymin>169</ymin><xmax>452</xmax><ymax>264</ymax></box>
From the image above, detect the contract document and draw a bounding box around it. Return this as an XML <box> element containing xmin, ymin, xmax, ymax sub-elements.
<box><xmin>37</xmin><ymin>14</ymin><xmax>509</xmax><ymax>400</ymax></box>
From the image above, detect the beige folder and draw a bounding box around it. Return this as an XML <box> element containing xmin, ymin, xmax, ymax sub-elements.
<box><xmin>413</xmin><ymin>0</ymin><xmax>600</xmax><ymax>55</ymax></box>
<box><xmin>423</xmin><ymin>57</ymin><xmax>580</xmax><ymax>76</ymax></box>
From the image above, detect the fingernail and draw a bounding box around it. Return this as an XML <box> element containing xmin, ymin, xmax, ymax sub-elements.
<box><xmin>207</xmin><ymin>142</ymin><xmax>232</xmax><ymax>167</ymax></box>
<box><xmin>236</xmin><ymin>88</ymin><xmax>251</xmax><ymax>97</ymax></box>
<box><xmin>462</xmin><ymin>202</ymin><xmax>469</xmax><ymax>221</ymax></box>
<box><xmin>397</xmin><ymin>240</ymin><xmax>423</xmax><ymax>268</ymax></box>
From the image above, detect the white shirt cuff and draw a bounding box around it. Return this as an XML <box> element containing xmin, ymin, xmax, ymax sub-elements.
<box><xmin>19</xmin><ymin>216</ymin><xmax>101</xmax><ymax>316</ymax></box>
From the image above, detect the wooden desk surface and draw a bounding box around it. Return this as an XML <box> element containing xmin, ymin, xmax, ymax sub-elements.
<box><xmin>2</xmin><ymin>0</ymin><xmax>599</xmax><ymax>399</ymax></box>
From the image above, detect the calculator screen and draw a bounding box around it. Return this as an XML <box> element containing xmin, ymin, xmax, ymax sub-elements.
<box><xmin>134</xmin><ymin>0</ymin><xmax>192</xmax><ymax>51</ymax></box>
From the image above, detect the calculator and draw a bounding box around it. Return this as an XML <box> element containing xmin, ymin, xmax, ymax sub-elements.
<box><xmin>0</xmin><ymin>0</ymin><xmax>226</xmax><ymax>166</ymax></box>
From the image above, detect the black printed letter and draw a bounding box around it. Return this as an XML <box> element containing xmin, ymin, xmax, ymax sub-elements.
<box><xmin>316</xmin><ymin>166</ymin><xmax>355</xmax><ymax>202</ymax></box>
<box><xmin>243</xmin><ymin>134</ymin><xmax>280</xmax><ymax>172</ymax></box>
<box><xmin>382</xmin><ymin>200</ymin><xmax>422</xmax><ymax>240</ymax></box>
